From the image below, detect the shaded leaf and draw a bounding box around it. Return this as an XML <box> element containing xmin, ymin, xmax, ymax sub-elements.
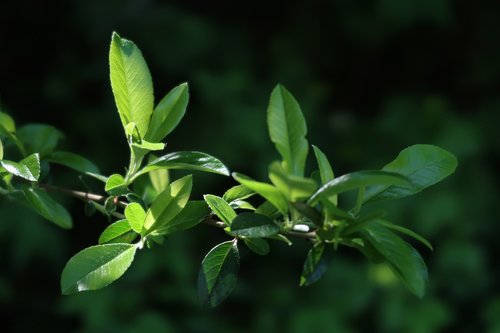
<box><xmin>152</xmin><ymin>200</ymin><xmax>210</xmax><ymax>236</ymax></box>
<box><xmin>17</xmin><ymin>124</ymin><xmax>62</xmax><ymax>156</ymax></box>
<box><xmin>98</xmin><ymin>220</ymin><xmax>137</xmax><ymax>244</ymax></box>
<box><xmin>312</xmin><ymin>145</ymin><xmax>337</xmax><ymax>205</ymax></box>
<box><xmin>376</xmin><ymin>220</ymin><xmax>433</xmax><ymax>251</ymax></box>
<box><xmin>300</xmin><ymin>243</ymin><xmax>332</xmax><ymax>286</ymax></box>
<box><xmin>24</xmin><ymin>187</ymin><xmax>72</xmax><ymax>229</ymax></box>
<box><xmin>244</xmin><ymin>238</ymin><xmax>270</xmax><ymax>256</ymax></box>
<box><xmin>230</xmin><ymin>213</ymin><xmax>279</xmax><ymax>238</ymax></box>
<box><xmin>268</xmin><ymin>161</ymin><xmax>317</xmax><ymax>201</ymax></box>
<box><xmin>223</xmin><ymin>184</ymin><xmax>255</xmax><ymax>203</ymax></box>
<box><xmin>47</xmin><ymin>151</ymin><xmax>100</xmax><ymax>174</ymax></box>
<box><xmin>204</xmin><ymin>194</ymin><xmax>236</xmax><ymax>226</ymax></box>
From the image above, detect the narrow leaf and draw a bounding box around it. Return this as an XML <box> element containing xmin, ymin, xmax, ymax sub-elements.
<box><xmin>376</xmin><ymin>220</ymin><xmax>433</xmax><ymax>251</ymax></box>
<box><xmin>0</xmin><ymin>138</ymin><xmax>3</xmax><ymax>160</ymax></box>
<box><xmin>204</xmin><ymin>194</ymin><xmax>237</xmax><ymax>226</ymax></box>
<box><xmin>24</xmin><ymin>188</ymin><xmax>72</xmax><ymax>229</ymax></box>
<box><xmin>145</xmin><ymin>82</ymin><xmax>189</xmax><ymax>142</ymax></box>
<box><xmin>152</xmin><ymin>200</ymin><xmax>210</xmax><ymax>236</ymax></box>
<box><xmin>267</xmin><ymin>84</ymin><xmax>309</xmax><ymax>176</ymax></box>
<box><xmin>105</xmin><ymin>174</ymin><xmax>128</xmax><ymax>196</ymax></box>
<box><xmin>230</xmin><ymin>213</ymin><xmax>279</xmax><ymax>238</ymax></box>
<box><xmin>232</xmin><ymin>172</ymin><xmax>288</xmax><ymax>214</ymax></box>
<box><xmin>244</xmin><ymin>238</ymin><xmax>270</xmax><ymax>256</ymax></box>
<box><xmin>61</xmin><ymin>244</ymin><xmax>137</xmax><ymax>294</ymax></box>
<box><xmin>198</xmin><ymin>240</ymin><xmax>239</xmax><ymax>308</ymax></box>
<box><xmin>98</xmin><ymin>220</ymin><xmax>137</xmax><ymax>244</ymax></box>
<box><xmin>300</xmin><ymin>243</ymin><xmax>332</xmax><ymax>286</ymax></box>
<box><xmin>364</xmin><ymin>144</ymin><xmax>458</xmax><ymax>203</ymax></box>
<box><xmin>268</xmin><ymin>161</ymin><xmax>317</xmax><ymax>201</ymax></box>
<box><xmin>312</xmin><ymin>145</ymin><xmax>334</xmax><ymax>184</ymax></box>
<box><xmin>223</xmin><ymin>184</ymin><xmax>255</xmax><ymax>203</ymax></box>
<box><xmin>125</xmin><ymin>202</ymin><xmax>146</xmax><ymax>233</ymax></box>
<box><xmin>47</xmin><ymin>151</ymin><xmax>100</xmax><ymax>175</ymax></box>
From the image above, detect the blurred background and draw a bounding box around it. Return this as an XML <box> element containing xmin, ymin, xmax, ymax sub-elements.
<box><xmin>1</xmin><ymin>0</ymin><xmax>499</xmax><ymax>332</ymax></box>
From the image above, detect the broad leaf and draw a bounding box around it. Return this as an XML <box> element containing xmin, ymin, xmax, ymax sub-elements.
<box><xmin>24</xmin><ymin>188</ymin><xmax>72</xmax><ymax>229</ymax></box>
<box><xmin>152</xmin><ymin>200</ymin><xmax>210</xmax><ymax>236</ymax></box>
<box><xmin>308</xmin><ymin>170</ymin><xmax>411</xmax><ymax>205</ymax></box>
<box><xmin>232</xmin><ymin>172</ymin><xmax>288</xmax><ymax>214</ymax></box>
<box><xmin>300</xmin><ymin>243</ymin><xmax>332</xmax><ymax>286</ymax></box>
<box><xmin>125</xmin><ymin>202</ymin><xmax>146</xmax><ymax>233</ymax></box>
<box><xmin>267</xmin><ymin>84</ymin><xmax>308</xmax><ymax>176</ymax></box>
<box><xmin>363</xmin><ymin>223</ymin><xmax>428</xmax><ymax>297</ymax></box>
<box><xmin>230</xmin><ymin>213</ymin><xmax>279</xmax><ymax>238</ymax></box>
<box><xmin>363</xmin><ymin>144</ymin><xmax>458</xmax><ymax>203</ymax></box>
<box><xmin>61</xmin><ymin>243</ymin><xmax>137</xmax><ymax>294</ymax></box>
<box><xmin>17</xmin><ymin>124</ymin><xmax>62</xmax><ymax>157</ymax></box>
<box><xmin>20</xmin><ymin>153</ymin><xmax>41</xmax><ymax>180</ymax></box>
<box><xmin>268</xmin><ymin>161</ymin><xmax>317</xmax><ymax>201</ymax></box>
<box><xmin>0</xmin><ymin>112</ymin><xmax>16</xmax><ymax>135</ymax></box>
<box><xmin>47</xmin><ymin>151</ymin><xmax>100</xmax><ymax>174</ymax></box>
<box><xmin>0</xmin><ymin>154</ymin><xmax>40</xmax><ymax>181</ymax></box>
<box><xmin>142</xmin><ymin>175</ymin><xmax>192</xmax><ymax>235</ymax></box>
<box><xmin>204</xmin><ymin>194</ymin><xmax>236</xmax><ymax>226</ymax></box>
<box><xmin>105</xmin><ymin>174</ymin><xmax>128</xmax><ymax>196</ymax></box>
<box><xmin>109</xmin><ymin>32</ymin><xmax>154</xmax><ymax>136</ymax></box>
<box><xmin>244</xmin><ymin>238</ymin><xmax>270</xmax><ymax>256</ymax></box>
<box><xmin>145</xmin><ymin>82</ymin><xmax>189</xmax><ymax>142</ymax></box>
<box><xmin>223</xmin><ymin>184</ymin><xmax>255</xmax><ymax>203</ymax></box>
<box><xmin>198</xmin><ymin>240</ymin><xmax>239</xmax><ymax>308</ymax></box>
<box><xmin>98</xmin><ymin>220</ymin><xmax>137</xmax><ymax>244</ymax></box>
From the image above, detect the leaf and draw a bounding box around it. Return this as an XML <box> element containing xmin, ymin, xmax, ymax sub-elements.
<box><xmin>109</xmin><ymin>32</ymin><xmax>154</xmax><ymax>136</ymax></box>
<box><xmin>268</xmin><ymin>161</ymin><xmax>317</xmax><ymax>201</ymax></box>
<box><xmin>17</xmin><ymin>124</ymin><xmax>62</xmax><ymax>156</ymax></box>
<box><xmin>98</xmin><ymin>220</ymin><xmax>137</xmax><ymax>244</ymax></box>
<box><xmin>105</xmin><ymin>174</ymin><xmax>128</xmax><ymax>196</ymax></box>
<box><xmin>292</xmin><ymin>202</ymin><xmax>322</xmax><ymax>226</ymax></box>
<box><xmin>125</xmin><ymin>202</ymin><xmax>146</xmax><ymax>233</ymax></box>
<box><xmin>223</xmin><ymin>184</ymin><xmax>255</xmax><ymax>203</ymax></box>
<box><xmin>244</xmin><ymin>238</ymin><xmax>270</xmax><ymax>256</ymax></box>
<box><xmin>0</xmin><ymin>153</ymin><xmax>40</xmax><ymax>181</ymax></box>
<box><xmin>145</xmin><ymin>82</ymin><xmax>189</xmax><ymax>142</ymax></box>
<box><xmin>230</xmin><ymin>213</ymin><xmax>279</xmax><ymax>238</ymax></box>
<box><xmin>229</xmin><ymin>199</ymin><xmax>255</xmax><ymax>210</ymax></box>
<box><xmin>152</xmin><ymin>200</ymin><xmax>210</xmax><ymax>236</ymax></box>
<box><xmin>204</xmin><ymin>194</ymin><xmax>237</xmax><ymax>226</ymax></box>
<box><xmin>308</xmin><ymin>170</ymin><xmax>412</xmax><ymax>205</ymax></box>
<box><xmin>134</xmin><ymin>151</ymin><xmax>230</xmax><ymax>180</ymax></box>
<box><xmin>131</xmin><ymin>140</ymin><xmax>165</xmax><ymax>152</ymax></box>
<box><xmin>0</xmin><ymin>138</ymin><xmax>3</xmax><ymax>160</ymax></box>
<box><xmin>142</xmin><ymin>175</ymin><xmax>192</xmax><ymax>235</ymax></box>
<box><xmin>312</xmin><ymin>145</ymin><xmax>337</xmax><ymax>205</ymax></box>
<box><xmin>47</xmin><ymin>151</ymin><xmax>100</xmax><ymax>174</ymax></box>
<box><xmin>61</xmin><ymin>243</ymin><xmax>137</xmax><ymax>294</ymax></box>
<box><xmin>0</xmin><ymin>112</ymin><xmax>16</xmax><ymax>134</ymax></box>
<box><xmin>24</xmin><ymin>187</ymin><xmax>72</xmax><ymax>229</ymax></box>
<box><xmin>232</xmin><ymin>172</ymin><xmax>288</xmax><ymax>214</ymax></box>
<box><xmin>267</xmin><ymin>84</ymin><xmax>309</xmax><ymax>176</ymax></box>
<box><xmin>148</xmin><ymin>158</ymin><xmax>169</xmax><ymax>194</ymax></box>
<box><xmin>363</xmin><ymin>145</ymin><xmax>458</xmax><ymax>203</ymax></box>
<box><xmin>375</xmin><ymin>220</ymin><xmax>433</xmax><ymax>251</ymax></box>
<box><xmin>300</xmin><ymin>243</ymin><xmax>332</xmax><ymax>286</ymax></box>
<box><xmin>363</xmin><ymin>223</ymin><xmax>428</xmax><ymax>297</ymax></box>
<box><xmin>198</xmin><ymin>240</ymin><xmax>239</xmax><ymax>308</ymax></box>
<box><xmin>255</xmin><ymin>201</ymin><xmax>281</xmax><ymax>219</ymax></box>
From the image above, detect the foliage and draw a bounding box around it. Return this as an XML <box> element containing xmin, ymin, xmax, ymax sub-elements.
<box><xmin>0</xmin><ymin>32</ymin><xmax>457</xmax><ymax>309</ymax></box>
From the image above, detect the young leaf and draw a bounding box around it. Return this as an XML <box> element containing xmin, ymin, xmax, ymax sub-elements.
<box><xmin>363</xmin><ymin>144</ymin><xmax>458</xmax><ymax>203</ymax></box>
<box><xmin>230</xmin><ymin>213</ymin><xmax>279</xmax><ymax>238</ymax></box>
<box><xmin>244</xmin><ymin>238</ymin><xmax>270</xmax><ymax>256</ymax></box>
<box><xmin>145</xmin><ymin>82</ymin><xmax>189</xmax><ymax>142</ymax></box>
<box><xmin>47</xmin><ymin>151</ymin><xmax>100</xmax><ymax>175</ymax></box>
<box><xmin>308</xmin><ymin>170</ymin><xmax>411</xmax><ymax>205</ymax></box>
<box><xmin>98</xmin><ymin>220</ymin><xmax>137</xmax><ymax>244</ymax></box>
<box><xmin>17</xmin><ymin>124</ymin><xmax>62</xmax><ymax>157</ymax></box>
<box><xmin>312</xmin><ymin>145</ymin><xmax>334</xmax><ymax>184</ymax></box>
<box><xmin>198</xmin><ymin>240</ymin><xmax>239</xmax><ymax>308</ymax></box>
<box><xmin>232</xmin><ymin>172</ymin><xmax>288</xmax><ymax>214</ymax></box>
<box><xmin>151</xmin><ymin>200</ymin><xmax>210</xmax><ymax>236</ymax></box>
<box><xmin>375</xmin><ymin>220</ymin><xmax>433</xmax><ymax>251</ymax></box>
<box><xmin>0</xmin><ymin>153</ymin><xmax>40</xmax><ymax>181</ymax></box>
<box><xmin>109</xmin><ymin>32</ymin><xmax>154</xmax><ymax>136</ymax></box>
<box><xmin>267</xmin><ymin>84</ymin><xmax>309</xmax><ymax>176</ymax></box>
<box><xmin>363</xmin><ymin>223</ymin><xmax>428</xmax><ymax>297</ymax></box>
<box><xmin>0</xmin><ymin>112</ymin><xmax>16</xmax><ymax>135</ymax></box>
<box><xmin>142</xmin><ymin>175</ymin><xmax>192</xmax><ymax>235</ymax></box>
<box><xmin>223</xmin><ymin>184</ymin><xmax>255</xmax><ymax>203</ymax></box>
<box><xmin>204</xmin><ymin>194</ymin><xmax>237</xmax><ymax>226</ymax></box>
<box><xmin>105</xmin><ymin>174</ymin><xmax>128</xmax><ymax>196</ymax></box>
<box><xmin>24</xmin><ymin>188</ymin><xmax>72</xmax><ymax>229</ymax></box>
<box><xmin>300</xmin><ymin>243</ymin><xmax>332</xmax><ymax>286</ymax></box>
<box><xmin>125</xmin><ymin>202</ymin><xmax>146</xmax><ymax>233</ymax></box>
<box><xmin>61</xmin><ymin>243</ymin><xmax>138</xmax><ymax>294</ymax></box>
<box><xmin>268</xmin><ymin>161</ymin><xmax>317</xmax><ymax>201</ymax></box>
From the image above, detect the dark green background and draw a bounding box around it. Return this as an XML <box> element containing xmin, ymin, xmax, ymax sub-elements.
<box><xmin>1</xmin><ymin>1</ymin><xmax>499</xmax><ymax>332</ymax></box>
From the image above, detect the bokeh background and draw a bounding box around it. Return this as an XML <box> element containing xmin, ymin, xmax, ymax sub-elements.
<box><xmin>1</xmin><ymin>1</ymin><xmax>499</xmax><ymax>332</ymax></box>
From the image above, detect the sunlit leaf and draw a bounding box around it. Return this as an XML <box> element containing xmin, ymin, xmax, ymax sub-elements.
<box><xmin>152</xmin><ymin>200</ymin><xmax>210</xmax><ymax>236</ymax></box>
<box><xmin>98</xmin><ymin>219</ymin><xmax>137</xmax><ymax>244</ymax></box>
<box><xmin>0</xmin><ymin>154</ymin><xmax>40</xmax><ymax>181</ymax></box>
<box><xmin>268</xmin><ymin>161</ymin><xmax>317</xmax><ymax>201</ymax></box>
<box><xmin>223</xmin><ymin>184</ymin><xmax>255</xmax><ymax>203</ymax></box>
<box><xmin>125</xmin><ymin>202</ymin><xmax>146</xmax><ymax>233</ymax></box>
<box><xmin>105</xmin><ymin>174</ymin><xmax>128</xmax><ymax>196</ymax></box>
<box><xmin>204</xmin><ymin>194</ymin><xmax>236</xmax><ymax>226</ymax></box>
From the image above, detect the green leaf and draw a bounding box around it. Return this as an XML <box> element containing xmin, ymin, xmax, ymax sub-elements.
<box><xmin>125</xmin><ymin>202</ymin><xmax>146</xmax><ymax>233</ymax></box>
<box><xmin>61</xmin><ymin>243</ymin><xmax>137</xmax><ymax>294</ymax></box>
<box><xmin>229</xmin><ymin>199</ymin><xmax>255</xmax><ymax>210</ymax></box>
<box><xmin>98</xmin><ymin>220</ymin><xmax>137</xmax><ymax>244</ymax></box>
<box><xmin>244</xmin><ymin>238</ymin><xmax>270</xmax><ymax>256</ymax></box>
<box><xmin>204</xmin><ymin>194</ymin><xmax>237</xmax><ymax>226</ymax></box>
<box><xmin>375</xmin><ymin>220</ymin><xmax>433</xmax><ymax>251</ymax></box>
<box><xmin>255</xmin><ymin>201</ymin><xmax>281</xmax><ymax>219</ymax></box>
<box><xmin>223</xmin><ymin>184</ymin><xmax>255</xmax><ymax>203</ymax></box>
<box><xmin>0</xmin><ymin>138</ymin><xmax>3</xmax><ymax>160</ymax></box>
<box><xmin>230</xmin><ymin>213</ymin><xmax>279</xmax><ymax>238</ymax></box>
<box><xmin>0</xmin><ymin>153</ymin><xmax>40</xmax><ymax>181</ymax></box>
<box><xmin>134</xmin><ymin>151</ymin><xmax>230</xmax><ymax>180</ymax></box>
<box><xmin>24</xmin><ymin>187</ymin><xmax>72</xmax><ymax>229</ymax></box>
<box><xmin>267</xmin><ymin>84</ymin><xmax>309</xmax><ymax>176</ymax></box>
<box><xmin>142</xmin><ymin>175</ymin><xmax>192</xmax><ymax>235</ymax></box>
<box><xmin>47</xmin><ymin>151</ymin><xmax>100</xmax><ymax>174</ymax></box>
<box><xmin>300</xmin><ymin>243</ymin><xmax>332</xmax><ymax>286</ymax></box>
<box><xmin>320</xmin><ymin>199</ymin><xmax>354</xmax><ymax>221</ymax></box>
<box><xmin>131</xmin><ymin>140</ymin><xmax>165</xmax><ymax>152</ymax></box>
<box><xmin>145</xmin><ymin>82</ymin><xmax>189</xmax><ymax>142</ymax></box>
<box><xmin>363</xmin><ymin>223</ymin><xmax>428</xmax><ymax>297</ymax></box>
<box><xmin>292</xmin><ymin>202</ymin><xmax>322</xmax><ymax>226</ymax></box>
<box><xmin>198</xmin><ymin>240</ymin><xmax>239</xmax><ymax>308</ymax></box>
<box><xmin>148</xmin><ymin>156</ymin><xmax>169</xmax><ymax>194</ymax></box>
<box><xmin>152</xmin><ymin>200</ymin><xmax>210</xmax><ymax>236</ymax></box>
<box><xmin>232</xmin><ymin>172</ymin><xmax>288</xmax><ymax>214</ymax></box>
<box><xmin>308</xmin><ymin>170</ymin><xmax>412</xmax><ymax>205</ymax></box>
<box><xmin>17</xmin><ymin>124</ymin><xmax>62</xmax><ymax>156</ymax></box>
<box><xmin>268</xmin><ymin>161</ymin><xmax>317</xmax><ymax>201</ymax></box>
<box><xmin>0</xmin><ymin>112</ymin><xmax>16</xmax><ymax>134</ymax></box>
<box><xmin>363</xmin><ymin>144</ymin><xmax>458</xmax><ymax>203</ymax></box>
<box><xmin>312</xmin><ymin>145</ymin><xmax>337</xmax><ymax>205</ymax></box>
<box><xmin>105</xmin><ymin>174</ymin><xmax>128</xmax><ymax>196</ymax></box>
<box><xmin>109</xmin><ymin>32</ymin><xmax>154</xmax><ymax>136</ymax></box>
